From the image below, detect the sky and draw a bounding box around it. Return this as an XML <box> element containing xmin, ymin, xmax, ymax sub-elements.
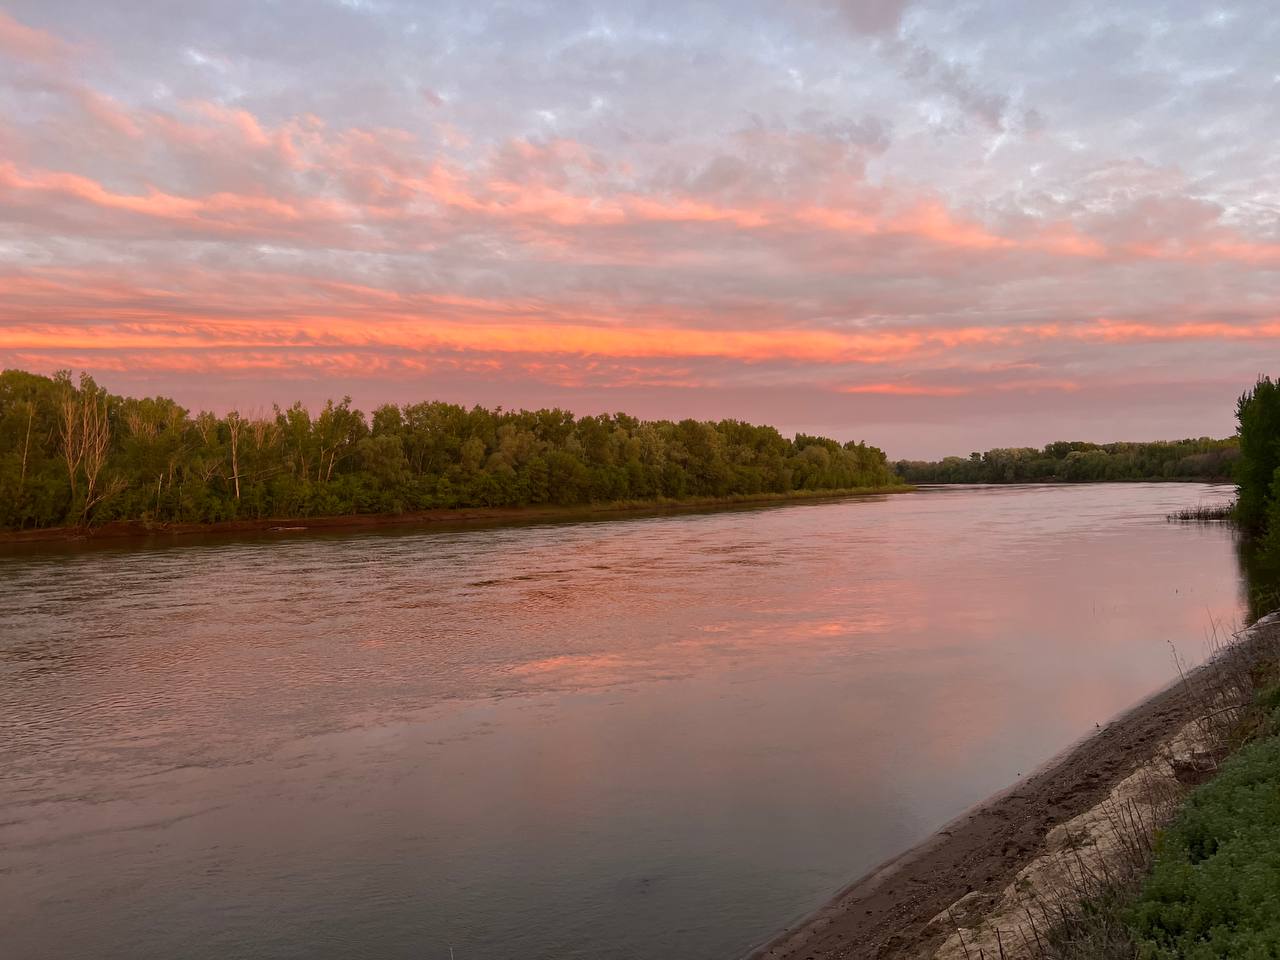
<box><xmin>2</xmin><ymin>1</ymin><xmax>1278</xmax><ymax>458</ymax></box>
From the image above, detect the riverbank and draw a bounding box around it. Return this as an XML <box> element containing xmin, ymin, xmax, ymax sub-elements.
<box><xmin>0</xmin><ymin>484</ymin><xmax>912</xmax><ymax>545</ymax></box>
<box><xmin>748</xmin><ymin>612</ymin><xmax>1280</xmax><ymax>960</ymax></box>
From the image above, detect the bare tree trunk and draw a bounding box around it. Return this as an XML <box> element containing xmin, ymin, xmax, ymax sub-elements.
<box><xmin>17</xmin><ymin>401</ymin><xmax>34</xmax><ymax>499</ymax></box>
<box><xmin>58</xmin><ymin>390</ymin><xmax>84</xmax><ymax>509</ymax></box>
<box><xmin>166</xmin><ymin>459</ymin><xmax>178</xmax><ymax>520</ymax></box>
<box><xmin>79</xmin><ymin>389</ymin><xmax>115</xmax><ymax>525</ymax></box>
<box><xmin>227</xmin><ymin>412</ymin><xmax>243</xmax><ymax>500</ymax></box>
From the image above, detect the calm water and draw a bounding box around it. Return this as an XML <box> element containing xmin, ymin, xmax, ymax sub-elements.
<box><xmin>0</xmin><ymin>484</ymin><xmax>1244</xmax><ymax>960</ymax></box>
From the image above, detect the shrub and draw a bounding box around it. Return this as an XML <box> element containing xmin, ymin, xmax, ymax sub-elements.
<box><xmin>1127</xmin><ymin>733</ymin><xmax>1280</xmax><ymax>958</ymax></box>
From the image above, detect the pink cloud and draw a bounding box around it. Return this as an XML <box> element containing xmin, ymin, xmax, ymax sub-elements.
<box><xmin>0</xmin><ymin>11</ymin><xmax>72</xmax><ymax>64</ymax></box>
<box><xmin>5</xmin><ymin>81</ymin><xmax>1278</xmax><ymax>278</ymax></box>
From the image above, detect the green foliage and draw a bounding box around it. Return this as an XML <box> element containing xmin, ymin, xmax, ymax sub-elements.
<box><xmin>1126</xmin><ymin>734</ymin><xmax>1280</xmax><ymax>958</ymax></box>
<box><xmin>1235</xmin><ymin>377</ymin><xmax>1280</xmax><ymax>535</ymax></box>
<box><xmin>0</xmin><ymin>368</ymin><xmax>901</xmax><ymax>530</ymax></box>
<box><xmin>0</xmin><ymin>369</ymin><xmax>69</xmax><ymax>528</ymax></box>
<box><xmin>895</xmin><ymin>439</ymin><xmax>1239</xmax><ymax>484</ymax></box>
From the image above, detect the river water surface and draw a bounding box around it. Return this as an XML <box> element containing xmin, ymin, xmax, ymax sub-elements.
<box><xmin>0</xmin><ymin>484</ymin><xmax>1245</xmax><ymax>960</ymax></box>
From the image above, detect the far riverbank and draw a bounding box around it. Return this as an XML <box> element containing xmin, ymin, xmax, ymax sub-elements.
<box><xmin>0</xmin><ymin>484</ymin><xmax>913</xmax><ymax>546</ymax></box>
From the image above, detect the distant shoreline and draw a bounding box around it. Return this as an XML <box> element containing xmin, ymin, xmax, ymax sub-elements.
<box><xmin>0</xmin><ymin>485</ymin><xmax>914</xmax><ymax>546</ymax></box>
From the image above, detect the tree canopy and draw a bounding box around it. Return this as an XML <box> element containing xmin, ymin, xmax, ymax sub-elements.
<box><xmin>1235</xmin><ymin>376</ymin><xmax>1280</xmax><ymax>540</ymax></box>
<box><xmin>0</xmin><ymin>368</ymin><xmax>901</xmax><ymax>531</ymax></box>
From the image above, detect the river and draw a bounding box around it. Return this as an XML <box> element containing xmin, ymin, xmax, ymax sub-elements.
<box><xmin>0</xmin><ymin>483</ymin><xmax>1244</xmax><ymax>960</ymax></box>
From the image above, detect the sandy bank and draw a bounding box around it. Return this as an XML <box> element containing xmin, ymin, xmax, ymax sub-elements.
<box><xmin>747</xmin><ymin>612</ymin><xmax>1280</xmax><ymax>960</ymax></box>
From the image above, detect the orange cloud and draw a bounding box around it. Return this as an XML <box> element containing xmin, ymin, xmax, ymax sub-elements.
<box><xmin>6</xmin><ymin>265</ymin><xmax>1280</xmax><ymax>378</ymax></box>
<box><xmin>838</xmin><ymin>379</ymin><xmax>1083</xmax><ymax>397</ymax></box>
<box><xmin>0</xmin><ymin>161</ymin><xmax>356</xmax><ymax>237</ymax></box>
<box><xmin>838</xmin><ymin>383</ymin><xmax>973</xmax><ymax>396</ymax></box>
<box><xmin>0</xmin><ymin>316</ymin><xmax>921</xmax><ymax>364</ymax></box>
<box><xmin>1083</xmin><ymin>318</ymin><xmax>1280</xmax><ymax>344</ymax></box>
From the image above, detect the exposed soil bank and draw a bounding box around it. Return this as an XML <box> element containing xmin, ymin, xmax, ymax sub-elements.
<box><xmin>0</xmin><ymin>485</ymin><xmax>912</xmax><ymax>546</ymax></box>
<box><xmin>912</xmin><ymin>478</ymin><xmax>1232</xmax><ymax>485</ymax></box>
<box><xmin>745</xmin><ymin>623</ymin><xmax>1276</xmax><ymax>960</ymax></box>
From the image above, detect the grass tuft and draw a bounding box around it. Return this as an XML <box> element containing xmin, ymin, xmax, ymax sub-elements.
<box><xmin>1166</xmin><ymin>504</ymin><xmax>1235</xmax><ymax>523</ymax></box>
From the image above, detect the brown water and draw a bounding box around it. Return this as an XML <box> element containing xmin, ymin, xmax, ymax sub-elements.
<box><xmin>0</xmin><ymin>484</ymin><xmax>1244</xmax><ymax>960</ymax></box>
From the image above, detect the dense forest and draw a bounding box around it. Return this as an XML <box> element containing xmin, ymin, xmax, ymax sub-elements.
<box><xmin>0</xmin><ymin>369</ymin><xmax>901</xmax><ymax>531</ymax></box>
<box><xmin>895</xmin><ymin>438</ymin><xmax>1239</xmax><ymax>484</ymax></box>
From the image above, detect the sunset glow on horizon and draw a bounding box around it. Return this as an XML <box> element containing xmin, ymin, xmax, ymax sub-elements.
<box><xmin>3</xmin><ymin>1</ymin><xmax>1277</xmax><ymax>457</ymax></box>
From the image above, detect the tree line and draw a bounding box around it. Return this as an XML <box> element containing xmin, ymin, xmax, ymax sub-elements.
<box><xmin>0</xmin><ymin>369</ymin><xmax>902</xmax><ymax>530</ymax></box>
<box><xmin>894</xmin><ymin>438</ymin><xmax>1239</xmax><ymax>485</ymax></box>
